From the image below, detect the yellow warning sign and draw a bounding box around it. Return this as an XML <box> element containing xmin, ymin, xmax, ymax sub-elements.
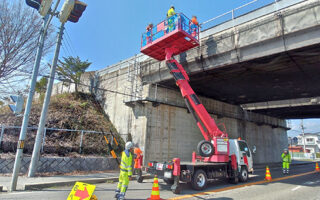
<box><xmin>67</xmin><ymin>182</ymin><xmax>96</xmax><ymax>200</ymax></box>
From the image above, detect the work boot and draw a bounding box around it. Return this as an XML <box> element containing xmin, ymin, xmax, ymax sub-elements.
<box><xmin>286</xmin><ymin>169</ymin><xmax>290</xmax><ymax>174</ymax></box>
<box><xmin>282</xmin><ymin>168</ymin><xmax>286</xmax><ymax>175</ymax></box>
<box><xmin>114</xmin><ymin>190</ymin><xmax>120</xmax><ymax>198</ymax></box>
<box><xmin>117</xmin><ymin>193</ymin><xmax>125</xmax><ymax>200</ymax></box>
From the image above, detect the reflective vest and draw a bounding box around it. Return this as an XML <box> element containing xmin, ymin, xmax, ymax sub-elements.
<box><xmin>167</xmin><ymin>8</ymin><xmax>175</xmax><ymax>18</ymax></box>
<box><xmin>134</xmin><ymin>148</ymin><xmax>143</xmax><ymax>169</ymax></box>
<box><xmin>281</xmin><ymin>153</ymin><xmax>291</xmax><ymax>163</ymax></box>
<box><xmin>120</xmin><ymin>151</ymin><xmax>133</xmax><ymax>176</ymax></box>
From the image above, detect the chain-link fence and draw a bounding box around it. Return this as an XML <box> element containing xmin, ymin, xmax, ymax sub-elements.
<box><xmin>0</xmin><ymin>125</ymin><xmax>125</xmax><ymax>157</ymax></box>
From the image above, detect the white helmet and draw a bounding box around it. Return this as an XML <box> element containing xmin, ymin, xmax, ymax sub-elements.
<box><xmin>125</xmin><ymin>141</ymin><xmax>134</xmax><ymax>150</ymax></box>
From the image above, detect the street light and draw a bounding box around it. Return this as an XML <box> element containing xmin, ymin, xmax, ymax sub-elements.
<box><xmin>25</xmin><ymin>0</ymin><xmax>53</xmax><ymax>16</ymax></box>
<box><xmin>59</xmin><ymin>0</ymin><xmax>87</xmax><ymax>23</ymax></box>
<box><xmin>59</xmin><ymin>0</ymin><xmax>75</xmax><ymax>23</ymax></box>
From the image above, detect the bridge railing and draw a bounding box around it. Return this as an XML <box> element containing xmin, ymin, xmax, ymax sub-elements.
<box><xmin>200</xmin><ymin>0</ymin><xmax>306</xmax><ymax>33</ymax></box>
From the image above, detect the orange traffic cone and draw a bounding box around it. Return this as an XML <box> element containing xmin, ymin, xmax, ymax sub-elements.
<box><xmin>316</xmin><ymin>163</ymin><xmax>320</xmax><ymax>172</ymax></box>
<box><xmin>147</xmin><ymin>175</ymin><xmax>163</xmax><ymax>200</ymax></box>
<box><xmin>265</xmin><ymin>166</ymin><xmax>272</xmax><ymax>181</ymax></box>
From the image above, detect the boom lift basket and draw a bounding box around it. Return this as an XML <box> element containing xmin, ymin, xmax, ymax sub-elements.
<box><xmin>141</xmin><ymin>13</ymin><xmax>200</xmax><ymax>61</ymax></box>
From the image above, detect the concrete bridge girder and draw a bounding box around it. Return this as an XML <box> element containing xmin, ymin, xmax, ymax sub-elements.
<box><xmin>140</xmin><ymin>0</ymin><xmax>320</xmax><ymax>114</ymax></box>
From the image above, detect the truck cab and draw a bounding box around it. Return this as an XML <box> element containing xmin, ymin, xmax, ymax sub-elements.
<box><xmin>229</xmin><ymin>139</ymin><xmax>254</xmax><ymax>182</ymax></box>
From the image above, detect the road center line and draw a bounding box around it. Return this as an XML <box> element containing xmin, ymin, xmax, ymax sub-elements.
<box><xmin>291</xmin><ymin>186</ymin><xmax>302</xmax><ymax>191</ymax></box>
<box><xmin>168</xmin><ymin>171</ymin><xmax>318</xmax><ymax>200</ymax></box>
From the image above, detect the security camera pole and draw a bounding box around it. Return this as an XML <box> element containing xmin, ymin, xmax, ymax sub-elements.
<box><xmin>28</xmin><ymin>0</ymin><xmax>87</xmax><ymax>177</ymax></box>
<box><xmin>10</xmin><ymin>0</ymin><xmax>60</xmax><ymax>191</ymax></box>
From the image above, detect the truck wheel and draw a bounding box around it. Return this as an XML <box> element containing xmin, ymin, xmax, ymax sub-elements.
<box><xmin>197</xmin><ymin>140</ymin><xmax>214</xmax><ymax>157</ymax></box>
<box><xmin>164</xmin><ymin>178</ymin><xmax>174</xmax><ymax>185</ymax></box>
<box><xmin>239</xmin><ymin>166</ymin><xmax>248</xmax><ymax>182</ymax></box>
<box><xmin>191</xmin><ymin>169</ymin><xmax>208</xmax><ymax>190</ymax></box>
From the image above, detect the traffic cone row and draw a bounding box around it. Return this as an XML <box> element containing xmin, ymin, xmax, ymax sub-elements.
<box><xmin>316</xmin><ymin>162</ymin><xmax>320</xmax><ymax>172</ymax></box>
<box><xmin>265</xmin><ymin>166</ymin><xmax>272</xmax><ymax>181</ymax></box>
<box><xmin>147</xmin><ymin>175</ymin><xmax>163</xmax><ymax>200</ymax></box>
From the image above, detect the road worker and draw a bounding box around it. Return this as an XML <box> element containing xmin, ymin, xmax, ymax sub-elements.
<box><xmin>281</xmin><ymin>148</ymin><xmax>291</xmax><ymax>174</ymax></box>
<box><xmin>167</xmin><ymin>5</ymin><xmax>176</xmax><ymax>18</ymax></box>
<box><xmin>134</xmin><ymin>147</ymin><xmax>144</xmax><ymax>183</ymax></box>
<box><xmin>115</xmin><ymin>141</ymin><xmax>134</xmax><ymax>200</ymax></box>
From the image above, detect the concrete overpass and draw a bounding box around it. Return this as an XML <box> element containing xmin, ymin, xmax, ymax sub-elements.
<box><xmin>140</xmin><ymin>0</ymin><xmax>320</xmax><ymax>119</ymax></box>
<box><xmin>53</xmin><ymin>0</ymin><xmax>320</xmax><ymax>164</ymax></box>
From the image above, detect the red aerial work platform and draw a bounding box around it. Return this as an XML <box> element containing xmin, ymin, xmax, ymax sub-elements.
<box><xmin>140</xmin><ymin>13</ymin><xmax>200</xmax><ymax>61</ymax></box>
<box><xmin>141</xmin><ymin>13</ymin><xmax>229</xmax><ymax>164</ymax></box>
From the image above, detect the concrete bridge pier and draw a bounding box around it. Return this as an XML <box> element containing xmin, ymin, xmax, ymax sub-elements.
<box><xmin>127</xmin><ymin>84</ymin><xmax>288</xmax><ymax>165</ymax></box>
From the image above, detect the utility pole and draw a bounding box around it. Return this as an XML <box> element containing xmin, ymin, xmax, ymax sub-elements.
<box><xmin>10</xmin><ymin>15</ymin><xmax>50</xmax><ymax>192</ymax></box>
<box><xmin>28</xmin><ymin>22</ymin><xmax>65</xmax><ymax>177</ymax></box>
<box><xmin>10</xmin><ymin>0</ymin><xmax>61</xmax><ymax>191</ymax></box>
<box><xmin>301</xmin><ymin>119</ymin><xmax>306</xmax><ymax>154</ymax></box>
<box><xmin>28</xmin><ymin>0</ymin><xmax>87</xmax><ymax>177</ymax></box>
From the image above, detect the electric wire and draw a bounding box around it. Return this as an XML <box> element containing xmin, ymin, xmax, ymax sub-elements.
<box><xmin>64</xmin><ymin>27</ymin><xmax>77</xmax><ymax>56</ymax></box>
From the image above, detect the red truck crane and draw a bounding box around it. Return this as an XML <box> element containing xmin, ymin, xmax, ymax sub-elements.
<box><xmin>140</xmin><ymin>13</ymin><xmax>254</xmax><ymax>194</ymax></box>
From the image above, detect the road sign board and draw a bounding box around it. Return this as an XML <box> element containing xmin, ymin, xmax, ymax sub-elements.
<box><xmin>67</xmin><ymin>182</ymin><xmax>96</xmax><ymax>200</ymax></box>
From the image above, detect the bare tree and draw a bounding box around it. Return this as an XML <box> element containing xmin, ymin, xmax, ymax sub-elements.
<box><xmin>0</xmin><ymin>0</ymin><xmax>54</xmax><ymax>98</ymax></box>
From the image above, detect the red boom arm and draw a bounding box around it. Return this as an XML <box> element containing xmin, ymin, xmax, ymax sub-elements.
<box><xmin>165</xmin><ymin>48</ymin><xmax>227</xmax><ymax>141</ymax></box>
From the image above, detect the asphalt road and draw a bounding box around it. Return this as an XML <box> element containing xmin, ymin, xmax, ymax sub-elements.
<box><xmin>0</xmin><ymin>163</ymin><xmax>319</xmax><ymax>200</ymax></box>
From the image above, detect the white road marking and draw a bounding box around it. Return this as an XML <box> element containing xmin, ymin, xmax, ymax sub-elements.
<box><xmin>304</xmin><ymin>181</ymin><xmax>315</xmax><ymax>185</ymax></box>
<box><xmin>3</xmin><ymin>191</ymin><xmax>38</xmax><ymax>195</ymax></box>
<box><xmin>292</xmin><ymin>186</ymin><xmax>302</xmax><ymax>191</ymax></box>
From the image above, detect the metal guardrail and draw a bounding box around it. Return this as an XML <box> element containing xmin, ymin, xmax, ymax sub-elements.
<box><xmin>0</xmin><ymin>125</ymin><xmax>124</xmax><ymax>154</ymax></box>
<box><xmin>200</xmin><ymin>0</ymin><xmax>307</xmax><ymax>37</ymax></box>
<box><xmin>201</xmin><ymin>0</ymin><xmax>264</xmax><ymax>26</ymax></box>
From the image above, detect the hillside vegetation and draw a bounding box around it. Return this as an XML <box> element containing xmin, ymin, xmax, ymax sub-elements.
<box><xmin>0</xmin><ymin>92</ymin><xmax>124</xmax><ymax>157</ymax></box>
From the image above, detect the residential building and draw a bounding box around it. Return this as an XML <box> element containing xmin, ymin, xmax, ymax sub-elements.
<box><xmin>296</xmin><ymin>133</ymin><xmax>320</xmax><ymax>153</ymax></box>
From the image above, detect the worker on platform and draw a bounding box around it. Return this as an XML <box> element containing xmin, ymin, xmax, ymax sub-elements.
<box><xmin>190</xmin><ymin>16</ymin><xmax>199</xmax><ymax>37</ymax></box>
<box><xmin>146</xmin><ymin>23</ymin><xmax>153</xmax><ymax>44</ymax></box>
<box><xmin>115</xmin><ymin>141</ymin><xmax>134</xmax><ymax>200</ymax></box>
<box><xmin>167</xmin><ymin>5</ymin><xmax>176</xmax><ymax>18</ymax></box>
<box><xmin>167</xmin><ymin>5</ymin><xmax>177</xmax><ymax>33</ymax></box>
<box><xmin>134</xmin><ymin>146</ymin><xmax>144</xmax><ymax>183</ymax></box>
<box><xmin>281</xmin><ymin>148</ymin><xmax>291</xmax><ymax>175</ymax></box>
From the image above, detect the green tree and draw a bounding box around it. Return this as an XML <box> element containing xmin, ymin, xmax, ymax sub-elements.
<box><xmin>57</xmin><ymin>56</ymin><xmax>91</xmax><ymax>93</ymax></box>
<box><xmin>35</xmin><ymin>77</ymin><xmax>48</xmax><ymax>103</ymax></box>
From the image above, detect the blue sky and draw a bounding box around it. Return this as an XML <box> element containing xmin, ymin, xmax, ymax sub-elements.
<box><xmin>49</xmin><ymin>0</ymin><xmax>277</xmax><ymax>71</ymax></box>
<box><xmin>22</xmin><ymin>0</ymin><xmax>320</xmax><ymax>137</ymax></box>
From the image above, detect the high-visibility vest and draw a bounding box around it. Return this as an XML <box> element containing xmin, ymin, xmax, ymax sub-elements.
<box><xmin>134</xmin><ymin>148</ymin><xmax>143</xmax><ymax>169</ymax></box>
<box><xmin>120</xmin><ymin>151</ymin><xmax>133</xmax><ymax>176</ymax></box>
<box><xmin>281</xmin><ymin>153</ymin><xmax>291</xmax><ymax>163</ymax></box>
<box><xmin>167</xmin><ymin>8</ymin><xmax>175</xmax><ymax>18</ymax></box>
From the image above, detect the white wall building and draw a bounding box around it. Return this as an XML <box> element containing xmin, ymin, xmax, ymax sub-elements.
<box><xmin>297</xmin><ymin>133</ymin><xmax>320</xmax><ymax>153</ymax></box>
